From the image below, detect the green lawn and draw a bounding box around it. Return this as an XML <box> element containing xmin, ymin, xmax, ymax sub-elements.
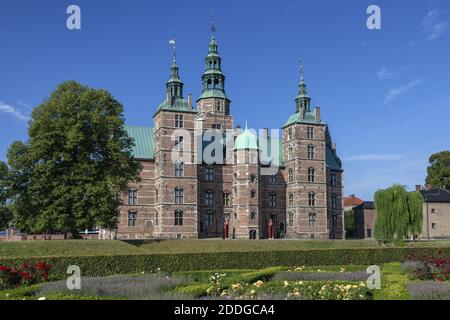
<box><xmin>2</xmin><ymin>239</ymin><xmax>450</xmax><ymax>259</ymax></box>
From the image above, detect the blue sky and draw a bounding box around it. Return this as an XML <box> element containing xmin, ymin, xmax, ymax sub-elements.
<box><xmin>0</xmin><ymin>0</ymin><xmax>449</xmax><ymax>200</ymax></box>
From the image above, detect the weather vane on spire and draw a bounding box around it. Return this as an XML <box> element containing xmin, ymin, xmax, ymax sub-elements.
<box><xmin>211</xmin><ymin>13</ymin><xmax>216</xmax><ymax>36</ymax></box>
<box><xmin>300</xmin><ymin>55</ymin><xmax>305</xmax><ymax>82</ymax></box>
<box><xmin>169</xmin><ymin>34</ymin><xmax>177</xmax><ymax>63</ymax></box>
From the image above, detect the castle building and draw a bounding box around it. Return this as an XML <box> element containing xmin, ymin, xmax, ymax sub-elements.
<box><xmin>117</xmin><ymin>28</ymin><xmax>344</xmax><ymax>240</ymax></box>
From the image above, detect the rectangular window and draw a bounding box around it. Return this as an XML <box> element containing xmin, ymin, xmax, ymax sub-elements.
<box><xmin>309</xmin><ymin>213</ymin><xmax>316</xmax><ymax>227</ymax></box>
<box><xmin>269</xmin><ymin>193</ymin><xmax>277</xmax><ymax>208</ymax></box>
<box><xmin>309</xmin><ymin>193</ymin><xmax>316</xmax><ymax>207</ymax></box>
<box><xmin>174</xmin><ymin>162</ymin><xmax>184</xmax><ymax>177</ymax></box>
<box><xmin>307</xmin><ymin>145</ymin><xmax>315</xmax><ymax>160</ymax></box>
<box><xmin>128</xmin><ymin>211</ymin><xmax>137</xmax><ymax>227</ymax></box>
<box><xmin>205</xmin><ymin>167</ymin><xmax>214</xmax><ymax>181</ymax></box>
<box><xmin>175</xmin><ymin>188</ymin><xmax>184</xmax><ymax>204</ymax></box>
<box><xmin>212</xmin><ymin>123</ymin><xmax>222</xmax><ymax>130</ymax></box>
<box><xmin>223</xmin><ymin>193</ymin><xmax>230</xmax><ymax>206</ymax></box>
<box><xmin>269</xmin><ymin>175</ymin><xmax>276</xmax><ymax>184</ymax></box>
<box><xmin>205</xmin><ymin>191</ymin><xmax>214</xmax><ymax>206</ymax></box>
<box><xmin>175</xmin><ymin>210</ymin><xmax>183</xmax><ymax>226</ymax></box>
<box><xmin>307</xmin><ymin>127</ymin><xmax>314</xmax><ymax>139</ymax></box>
<box><xmin>128</xmin><ymin>189</ymin><xmax>138</xmax><ymax>205</ymax></box>
<box><xmin>332</xmin><ymin>215</ymin><xmax>337</xmax><ymax>228</ymax></box>
<box><xmin>367</xmin><ymin>229</ymin><xmax>372</xmax><ymax>238</ymax></box>
<box><xmin>331</xmin><ymin>195</ymin><xmax>338</xmax><ymax>210</ymax></box>
<box><xmin>330</xmin><ymin>174</ymin><xmax>337</xmax><ymax>187</ymax></box>
<box><xmin>206</xmin><ymin>212</ymin><xmax>214</xmax><ymax>226</ymax></box>
<box><xmin>288</xmin><ymin>213</ymin><xmax>294</xmax><ymax>227</ymax></box>
<box><xmin>175</xmin><ymin>114</ymin><xmax>183</xmax><ymax>128</ymax></box>
<box><xmin>175</xmin><ymin>136</ymin><xmax>184</xmax><ymax>151</ymax></box>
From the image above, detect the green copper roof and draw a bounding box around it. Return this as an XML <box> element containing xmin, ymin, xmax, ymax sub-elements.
<box><xmin>234</xmin><ymin>128</ymin><xmax>258</xmax><ymax>150</ymax></box>
<box><xmin>198</xmin><ymin>89</ymin><xmax>229</xmax><ymax>100</ymax></box>
<box><xmin>156</xmin><ymin>97</ymin><xmax>197</xmax><ymax>113</ymax></box>
<box><xmin>125</xmin><ymin>126</ymin><xmax>155</xmax><ymax>160</ymax></box>
<box><xmin>283</xmin><ymin>112</ymin><xmax>323</xmax><ymax>128</ymax></box>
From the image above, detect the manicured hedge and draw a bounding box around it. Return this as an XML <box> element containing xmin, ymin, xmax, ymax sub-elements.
<box><xmin>1</xmin><ymin>247</ymin><xmax>449</xmax><ymax>280</ymax></box>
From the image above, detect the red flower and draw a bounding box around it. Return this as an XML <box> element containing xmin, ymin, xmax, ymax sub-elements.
<box><xmin>20</xmin><ymin>272</ymin><xmax>31</xmax><ymax>281</ymax></box>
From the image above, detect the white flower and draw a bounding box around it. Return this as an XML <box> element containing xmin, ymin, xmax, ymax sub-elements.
<box><xmin>5</xmin><ymin>294</ymin><xmax>10</xmax><ymax>298</ymax></box>
<box><xmin>38</xmin><ymin>297</ymin><xmax>46</xmax><ymax>301</ymax></box>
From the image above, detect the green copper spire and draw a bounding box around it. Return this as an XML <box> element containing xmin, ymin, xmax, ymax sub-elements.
<box><xmin>155</xmin><ymin>38</ymin><xmax>196</xmax><ymax>115</ymax></box>
<box><xmin>166</xmin><ymin>39</ymin><xmax>183</xmax><ymax>99</ymax></box>
<box><xmin>295</xmin><ymin>58</ymin><xmax>311</xmax><ymax>112</ymax></box>
<box><xmin>198</xmin><ymin>18</ymin><xmax>229</xmax><ymax>101</ymax></box>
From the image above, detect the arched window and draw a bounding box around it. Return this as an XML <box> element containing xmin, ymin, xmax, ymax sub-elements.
<box><xmin>251</xmin><ymin>174</ymin><xmax>257</xmax><ymax>183</ymax></box>
<box><xmin>288</xmin><ymin>212</ymin><xmax>294</xmax><ymax>227</ymax></box>
<box><xmin>174</xmin><ymin>209</ymin><xmax>183</xmax><ymax>226</ymax></box>
<box><xmin>207</xmin><ymin>79</ymin><xmax>213</xmax><ymax>89</ymax></box>
<box><xmin>249</xmin><ymin>230</ymin><xmax>257</xmax><ymax>240</ymax></box>
<box><xmin>251</xmin><ymin>211</ymin><xmax>257</xmax><ymax>220</ymax></box>
<box><xmin>287</xmin><ymin>128</ymin><xmax>293</xmax><ymax>140</ymax></box>
<box><xmin>155</xmin><ymin>188</ymin><xmax>158</xmax><ymax>203</ymax></box>
<box><xmin>288</xmin><ymin>168</ymin><xmax>294</xmax><ymax>183</ymax></box>
<box><xmin>175</xmin><ymin>161</ymin><xmax>184</xmax><ymax>177</ymax></box>
<box><xmin>309</xmin><ymin>213</ymin><xmax>317</xmax><ymax>227</ymax></box>
<box><xmin>175</xmin><ymin>188</ymin><xmax>184</xmax><ymax>204</ymax></box>
<box><xmin>308</xmin><ymin>168</ymin><xmax>316</xmax><ymax>182</ymax></box>
<box><xmin>308</xmin><ymin>192</ymin><xmax>316</xmax><ymax>207</ymax></box>
<box><xmin>128</xmin><ymin>188</ymin><xmax>138</xmax><ymax>205</ymax></box>
<box><xmin>205</xmin><ymin>190</ymin><xmax>214</xmax><ymax>206</ymax></box>
<box><xmin>288</xmin><ymin>193</ymin><xmax>294</xmax><ymax>207</ymax></box>
<box><xmin>307</xmin><ymin>145</ymin><xmax>315</xmax><ymax>159</ymax></box>
<box><xmin>128</xmin><ymin>210</ymin><xmax>137</xmax><ymax>227</ymax></box>
<box><xmin>251</xmin><ymin>190</ymin><xmax>256</xmax><ymax>198</ymax></box>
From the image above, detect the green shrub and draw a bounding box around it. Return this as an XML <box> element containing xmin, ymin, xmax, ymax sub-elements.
<box><xmin>0</xmin><ymin>247</ymin><xmax>449</xmax><ymax>279</ymax></box>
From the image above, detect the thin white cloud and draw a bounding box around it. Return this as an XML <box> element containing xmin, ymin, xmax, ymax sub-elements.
<box><xmin>0</xmin><ymin>101</ymin><xmax>29</xmax><ymax>121</ymax></box>
<box><xmin>17</xmin><ymin>101</ymin><xmax>33</xmax><ymax>111</ymax></box>
<box><xmin>377</xmin><ymin>68</ymin><xmax>397</xmax><ymax>80</ymax></box>
<box><xmin>383</xmin><ymin>79</ymin><xmax>423</xmax><ymax>104</ymax></box>
<box><xmin>422</xmin><ymin>9</ymin><xmax>448</xmax><ymax>41</ymax></box>
<box><xmin>344</xmin><ymin>154</ymin><xmax>405</xmax><ymax>161</ymax></box>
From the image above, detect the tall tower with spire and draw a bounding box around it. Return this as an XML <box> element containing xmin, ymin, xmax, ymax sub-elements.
<box><xmin>282</xmin><ymin>60</ymin><xmax>330</xmax><ymax>239</ymax></box>
<box><xmin>197</xmin><ymin>17</ymin><xmax>230</xmax><ymax>116</ymax></box>
<box><xmin>195</xmin><ymin>18</ymin><xmax>235</xmax><ymax>238</ymax></box>
<box><xmin>152</xmin><ymin>43</ymin><xmax>199</xmax><ymax>239</ymax></box>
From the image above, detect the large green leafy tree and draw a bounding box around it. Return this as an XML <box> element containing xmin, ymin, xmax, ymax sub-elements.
<box><xmin>426</xmin><ymin>151</ymin><xmax>450</xmax><ymax>190</ymax></box>
<box><xmin>0</xmin><ymin>161</ymin><xmax>13</xmax><ymax>229</ymax></box>
<box><xmin>374</xmin><ymin>184</ymin><xmax>423</xmax><ymax>243</ymax></box>
<box><xmin>3</xmin><ymin>81</ymin><xmax>141</xmax><ymax>237</ymax></box>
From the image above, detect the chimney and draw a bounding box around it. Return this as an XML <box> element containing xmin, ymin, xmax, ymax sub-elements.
<box><xmin>314</xmin><ymin>107</ymin><xmax>321</xmax><ymax>122</ymax></box>
<box><xmin>188</xmin><ymin>94</ymin><xmax>193</xmax><ymax>109</ymax></box>
<box><xmin>415</xmin><ymin>185</ymin><xmax>422</xmax><ymax>192</ymax></box>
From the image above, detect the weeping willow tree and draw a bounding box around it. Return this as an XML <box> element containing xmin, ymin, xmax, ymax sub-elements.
<box><xmin>374</xmin><ymin>184</ymin><xmax>423</xmax><ymax>243</ymax></box>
